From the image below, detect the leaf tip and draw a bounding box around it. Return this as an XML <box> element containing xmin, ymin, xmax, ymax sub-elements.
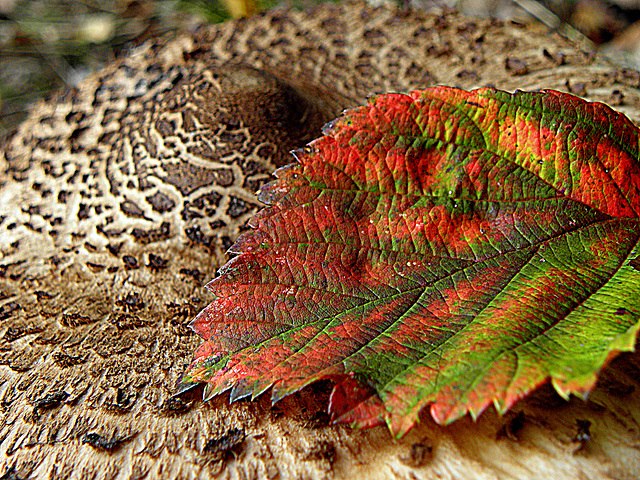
<box><xmin>203</xmin><ymin>383</ymin><xmax>217</xmax><ymax>402</ymax></box>
<box><xmin>321</xmin><ymin>118</ymin><xmax>338</xmax><ymax>135</ymax></box>
<box><xmin>173</xmin><ymin>379</ymin><xmax>199</xmax><ymax>397</ymax></box>
<box><xmin>551</xmin><ymin>374</ymin><xmax>597</xmax><ymax>401</ymax></box>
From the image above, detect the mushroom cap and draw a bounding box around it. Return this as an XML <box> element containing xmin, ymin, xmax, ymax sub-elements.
<box><xmin>2</xmin><ymin>3</ymin><xmax>640</xmax><ymax>479</ymax></box>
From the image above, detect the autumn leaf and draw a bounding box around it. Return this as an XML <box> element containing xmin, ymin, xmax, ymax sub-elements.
<box><xmin>181</xmin><ymin>87</ymin><xmax>640</xmax><ymax>437</ymax></box>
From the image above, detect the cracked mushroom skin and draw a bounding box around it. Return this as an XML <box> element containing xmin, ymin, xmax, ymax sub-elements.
<box><xmin>2</xmin><ymin>3</ymin><xmax>640</xmax><ymax>479</ymax></box>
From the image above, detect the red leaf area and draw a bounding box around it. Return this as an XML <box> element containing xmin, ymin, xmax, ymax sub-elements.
<box><xmin>181</xmin><ymin>87</ymin><xmax>640</xmax><ymax>436</ymax></box>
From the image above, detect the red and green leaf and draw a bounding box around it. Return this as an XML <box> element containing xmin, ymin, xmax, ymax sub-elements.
<box><xmin>180</xmin><ymin>87</ymin><xmax>640</xmax><ymax>437</ymax></box>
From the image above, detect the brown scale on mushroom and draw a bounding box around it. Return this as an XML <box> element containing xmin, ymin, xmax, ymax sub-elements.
<box><xmin>2</xmin><ymin>2</ymin><xmax>640</xmax><ymax>479</ymax></box>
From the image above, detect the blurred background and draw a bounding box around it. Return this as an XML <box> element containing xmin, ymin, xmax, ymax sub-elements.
<box><xmin>1</xmin><ymin>0</ymin><xmax>640</xmax><ymax>136</ymax></box>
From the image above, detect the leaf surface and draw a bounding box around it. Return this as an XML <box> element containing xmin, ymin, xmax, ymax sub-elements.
<box><xmin>181</xmin><ymin>87</ymin><xmax>640</xmax><ymax>436</ymax></box>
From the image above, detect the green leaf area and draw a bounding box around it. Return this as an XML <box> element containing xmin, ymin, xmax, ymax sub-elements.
<box><xmin>181</xmin><ymin>87</ymin><xmax>640</xmax><ymax>437</ymax></box>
